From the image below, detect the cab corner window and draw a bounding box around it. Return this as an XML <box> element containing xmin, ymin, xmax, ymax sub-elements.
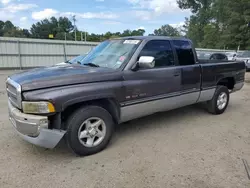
<box><xmin>173</xmin><ymin>40</ymin><xmax>195</xmax><ymax>66</ymax></box>
<box><xmin>139</xmin><ymin>40</ymin><xmax>175</xmax><ymax>68</ymax></box>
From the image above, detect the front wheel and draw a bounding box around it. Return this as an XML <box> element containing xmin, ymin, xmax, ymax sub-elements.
<box><xmin>65</xmin><ymin>106</ymin><xmax>114</xmax><ymax>156</ymax></box>
<box><xmin>207</xmin><ymin>85</ymin><xmax>230</xmax><ymax>115</ymax></box>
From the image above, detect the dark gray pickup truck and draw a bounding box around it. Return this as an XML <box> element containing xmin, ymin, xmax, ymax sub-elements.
<box><xmin>6</xmin><ymin>36</ymin><xmax>246</xmax><ymax>156</ymax></box>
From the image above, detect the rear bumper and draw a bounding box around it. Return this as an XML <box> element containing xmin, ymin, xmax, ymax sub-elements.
<box><xmin>8</xmin><ymin>101</ymin><xmax>66</xmax><ymax>148</ymax></box>
<box><xmin>245</xmin><ymin>61</ymin><xmax>250</xmax><ymax>70</ymax></box>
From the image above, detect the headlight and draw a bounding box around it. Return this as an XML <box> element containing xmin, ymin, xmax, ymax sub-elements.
<box><xmin>22</xmin><ymin>101</ymin><xmax>55</xmax><ymax>114</ymax></box>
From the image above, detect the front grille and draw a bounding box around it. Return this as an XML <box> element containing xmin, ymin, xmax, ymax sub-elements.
<box><xmin>6</xmin><ymin>78</ymin><xmax>22</xmax><ymax>109</ymax></box>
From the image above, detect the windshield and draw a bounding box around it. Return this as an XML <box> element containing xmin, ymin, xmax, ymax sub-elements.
<box><xmin>238</xmin><ymin>51</ymin><xmax>250</xmax><ymax>58</ymax></box>
<box><xmin>68</xmin><ymin>55</ymin><xmax>86</xmax><ymax>64</ymax></box>
<box><xmin>78</xmin><ymin>39</ymin><xmax>141</xmax><ymax>69</ymax></box>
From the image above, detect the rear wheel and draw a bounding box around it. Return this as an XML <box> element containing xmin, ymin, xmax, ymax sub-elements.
<box><xmin>65</xmin><ymin>106</ymin><xmax>114</xmax><ymax>156</ymax></box>
<box><xmin>207</xmin><ymin>85</ymin><xmax>229</xmax><ymax>115</ymax></box>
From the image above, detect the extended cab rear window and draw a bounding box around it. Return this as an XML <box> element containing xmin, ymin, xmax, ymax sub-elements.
<box><xmin>173</xmin><ymin>40</ymin><xmax>195</xmax><ymax>66</ymax></box>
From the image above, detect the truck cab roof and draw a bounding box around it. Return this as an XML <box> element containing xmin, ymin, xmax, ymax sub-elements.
<box><xmin>115</xmin><ymin>36</ymin><xmax>192</xmax><ymax>42</ymax></box>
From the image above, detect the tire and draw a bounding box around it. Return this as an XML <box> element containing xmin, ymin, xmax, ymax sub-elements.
<box><xmin>207</xmin><ymin>85</ymin><xmax>230</xmax><ymax>115</ymax></box>
<box><xmin>65</xmin><ymin>105</ymin><xmax>114</xmax><ymax>156</ymax></box>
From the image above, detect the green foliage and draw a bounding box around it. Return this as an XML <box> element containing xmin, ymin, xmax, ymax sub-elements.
<box><xmin>1</xmin><ymin>1</ymin><xmax>250</xmax><ymax>50</ymax></box>
<box><xmin>3</xmin><ymin>28</ymin><xmax>25</xmax><ymax>38</ymax></box>
<box><xmin>178</xmin><ymin>0</ymin><xmax>250</xmax><ymax>50</ymax></box>
<box><xmin>178</xmin><ymin>0</ymin><xmax>213</xmax><ymax>48</ymax></box>
<box><xmin>152</xmin><ymin>24</ymin><xmax>181</xmax><ymax>36</ymax></box>
<box><xmin>30</xmin><ymin>16</ymin><xmax>74</xmax><ymax>39</ymax></box>
<box><xmin>3</xmin><ymin>21</ymin><xmax>15</xmax><ymax>31</ymax></box>
<box><xmin>218</xmin><ymin>0</ymin><xmax>250</xmax><ymax>50</ymax></box>
<box><xmin>0</xmin><ymin>20</ymin><xmax>29</xmax><ymax>38</ymax></box>
<box><xmin>200</xmin><ymin>23</ymin><xmax>219</xmax><ymax>48</ymax></box>
<box><xmin>0</xmin><ymin>21</ymin><xmax>5</xmax><ymax>36</ymax></box>
<box><xmin>0</xmin><ymin>17</ymin><xmax>145</xmax><ymax>42</ymax></box>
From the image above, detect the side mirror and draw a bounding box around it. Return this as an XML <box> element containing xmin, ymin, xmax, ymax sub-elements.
<box><xmin>138</xmin><ymin>56</ymin><xmax>155</xmax><ymax>69</ymax></box>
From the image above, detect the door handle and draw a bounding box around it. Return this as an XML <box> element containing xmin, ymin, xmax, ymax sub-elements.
<box><xmin>174</xmin><ymin>70</ymin><xmax>181</xmax><ymax>77</ymax></box>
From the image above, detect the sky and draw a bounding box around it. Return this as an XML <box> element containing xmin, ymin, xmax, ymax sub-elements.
<box><xmin>0</xmin><ymin>0</ymin><xmax>191</xmax><ymax>35</ymax></box>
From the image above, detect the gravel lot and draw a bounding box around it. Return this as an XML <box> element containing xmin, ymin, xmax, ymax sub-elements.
<box><xmin>1</xmin><ymin>70</ymin><xmax>250</xmax><ymax>188</ymax></box>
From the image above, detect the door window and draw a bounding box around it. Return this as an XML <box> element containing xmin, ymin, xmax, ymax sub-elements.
<box><xmin>210</xmin><ymin>53</ymin><xmax>227</xmax><ymax>60</ymax></box>
<box><xmin>173</xmin><ymin>40</ymin><xmax>196</xmax><ymax>66</ymax></box>
<box><xmin>217</xmin><ymin>54</ymin><xmax>227</xmax><ymax>60</ymax></box>
<box><xmin>138</xmin><ymin>40</ymin><xmax>175</xmax><ymax>67</ymax></box>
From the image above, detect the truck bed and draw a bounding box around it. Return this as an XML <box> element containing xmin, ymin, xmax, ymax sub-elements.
<box><xmin>199</xmin><ymin>60</ymin><xmax>246</xmax><ymax>90</ymax></box>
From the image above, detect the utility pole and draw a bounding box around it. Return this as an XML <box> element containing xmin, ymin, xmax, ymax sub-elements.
<box><xmin>85</xmin><ymin>31</ymin><xmax>86</xmax><ymax>42</ymax></box>
<box><xmin>72</xmin><ymin>15</ymin><xmax>77</xmax><ymax>41</ymax></box>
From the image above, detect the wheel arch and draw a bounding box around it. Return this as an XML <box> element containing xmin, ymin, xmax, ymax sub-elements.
<box><xmin>62</xmin><ymin>97</ymin><xmax>121</xmax><ymax>128</ymax></box>
<box><xmin>216</xmin><ymin>77</ymin><xmax>235</xmax><ymax>90</ymax></box>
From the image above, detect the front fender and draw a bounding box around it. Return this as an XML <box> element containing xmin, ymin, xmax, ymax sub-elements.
<box><xmin>22</xmin><ymin>82</ymin><xmax>124</xmax><ymax>112</ymax></box>
<box><xmin>62</xmin><ymin>93</ymin><xmax>115</xmax><ymax>110</ymax></box>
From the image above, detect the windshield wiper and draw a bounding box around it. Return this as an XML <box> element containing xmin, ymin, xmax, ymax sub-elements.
<box><xmin>83</xmin><ymin>63</ymin><xmax>100</xmax><ymax>67</ymax></box>
<box><xmin>65</xmin><ymin>60</ymin><xmax>72</xmax><ymax>64</ymax></box>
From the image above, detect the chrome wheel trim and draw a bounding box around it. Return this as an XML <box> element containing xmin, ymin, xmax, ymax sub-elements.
<box><xmin>217</xmin><ymin>92</ymin><xmax>228</xmax><ymax>110</ymax></box>
<box><xmin>78</xmin><ymin>117</ymin><xmax>106</xmax><ymax>148</ymax></box>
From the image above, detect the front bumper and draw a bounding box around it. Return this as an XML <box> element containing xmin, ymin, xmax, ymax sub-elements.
<box><xmin>8</xmin><ymin>101</ymin><xmax>66</xmax><ymax>148</ymax></box>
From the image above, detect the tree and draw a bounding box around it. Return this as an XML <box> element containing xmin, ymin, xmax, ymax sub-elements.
<box><xmin>22</xmin><ymin>29</ymin><xmax>31</xmax><ymax>38</ymax></box>
<box><xmin>104</xmin><ymin>31</ymin><xmax>112</xmax><ymax>39</ymax></box>
<box><xmin>218</xmin><ymin>0</ymin><xmax>250</xmax><ymax>50</ymax></box>
<box><xmin>199</xmin><ymin>23</ymin><xmax>220</xmax><ymax>48</ymax></box>
<box><xmin>0</xmin><ymin>21</ymin><xmax>4</xmax><ymax>36</ymax></box>
<box><xmin>87</xmin><ymin>33</ymin><xmax>101</xmax><ymax>42</ymax></box>
<box><xmin>131</xmin><ymin>29</ymin><xmax>145</xmax><ymax>36</ymax></box>
<box><xmin>153</xmin><ymin>24</ymin><xmax>181</xmax><ymax>36</ymax></box>
<box><xmin>3</xmin><ymin>21</ymin><xmax>15</xmax><ymax>31</ymax></box>
<box><xmin>3</xmin><ymin>27</ymin><xmax>25</xmax><ymax>38</ymax></box>
<box><xmin>177</xmin><ymin>0</ymin><xmax>213</xmax><ymax>47</ymax></box>
<box><xmin>178</xmin><ymin>0</ymin><xmax>250</xmax><ymax>49</ymax></box>
<box><xmin>30</xmin><ymin>17</ymin><xmax>74</xmax><ymax>39</ymax></box>
<box><xmin>30</xmin><ymin>19</ymin><xmax>52</xmax><ymax>39</ymax></box>
<box><xmin>183</xmin><ymin>15</ymin><xmax>204</xmax><ymax>47</ymax></box>
<box><xmin>0</xmin><ymin>21</ymin><xmax>28</xmax><ymax>38</ymax></box>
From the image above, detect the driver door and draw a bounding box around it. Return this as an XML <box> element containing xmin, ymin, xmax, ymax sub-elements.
<box><xmin>120</xmin><ymin>39</ymin><xmax>182</xmax><ymax>122</ymax></box>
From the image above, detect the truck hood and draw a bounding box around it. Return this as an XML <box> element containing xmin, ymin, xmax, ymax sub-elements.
<box><xmin>9</xmin><ymin>64</ymin><xmax>123</xmax><ymax>91</ymax></box>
